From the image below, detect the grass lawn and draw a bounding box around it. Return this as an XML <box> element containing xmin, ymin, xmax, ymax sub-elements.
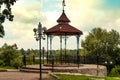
<box><xmin>0</xmin><ymin>66</ymin><xmax>15</xmax><ymax>70</ymax></box>
<box><xmin>54</xmin><ymin>74</ymin><xmax>120</xmax><ymax>80</ymax></box>
<box><xmin>43</xmin><ymin>78</ymin><xmax>57</xmax><ymax>80</ymax></box>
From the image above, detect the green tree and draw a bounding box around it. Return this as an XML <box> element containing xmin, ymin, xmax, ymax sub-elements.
<box><xmin>0</xmin><ymin>43</ymin><xmax>22</xmax><ymax>68</ymax></box>
<box><xmin>82</xmin><ymin>28</ymin><xmax>120</xmax><ymax>63</ymax></box>
<box><xmin>0</xmin><ymin>0</ymin><xmax>16</xmax><ymax>37</ymax></box>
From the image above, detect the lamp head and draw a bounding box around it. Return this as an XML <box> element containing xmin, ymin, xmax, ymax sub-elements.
<box><xmin>43</xmin><ymin>37</ymin><xmax>46</xmax><ymax>40</ymax></box>
<box><xmin>33</xmin><ymin>28</ymin><xmax>37</xmax><ymax>33</ymax></box>
<box><xmin>38</xmin><ymin>22</ymin><xmax>42</xmax><ymax>28</ymax></box>
<box><xmin>36</xmin><ymin>37</ymin><xmax>39</xmax><ymax>41</ymax></box>
<box><xmin>43</xmin><ymin>27</ymin><xmax>47</xmax><ymax>34</ymax></box>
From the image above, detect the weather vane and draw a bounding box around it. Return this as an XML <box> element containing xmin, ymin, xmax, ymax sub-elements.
<box><xmin>62</xmin><ymin>0</ymin><xmax>66</xmax><ymax>11</ymax></box>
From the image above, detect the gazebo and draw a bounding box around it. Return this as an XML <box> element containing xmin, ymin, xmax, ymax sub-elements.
<box><xmin>45</xmin><ymin>0</ymin><xmax>83</xmax><ymax>68</ymax></box>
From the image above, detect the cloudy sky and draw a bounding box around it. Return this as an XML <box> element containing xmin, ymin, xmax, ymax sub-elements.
<box><xmin>0</xmin><ymin>0</ymin><xmax>120</xmax><ymax>50</ymax></box>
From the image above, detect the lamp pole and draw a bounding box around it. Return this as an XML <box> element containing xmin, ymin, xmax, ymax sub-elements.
<box><xmin>95</xmin><ymin>46</ymin><xmax>99</xmax><ymax>76</ymax></box>
<box><xmin>33</xmin><ymin>22</ymin><xmax>46</xmax><ymax>80</ymax></box>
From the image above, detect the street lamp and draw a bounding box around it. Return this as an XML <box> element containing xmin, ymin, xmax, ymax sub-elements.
<box><xmin>105</xmin><ymin>61</ymin><xmax>113</xmax><ymax>75</ymax></box>
<box><xmin>33</xmin><ymin>22</ymin><xmax>46</xmax><ymax>80</ymax></box>
<box><xmin>95</xmin><ymin>46</ymin><xmax>99</xmax><ymax>76</ymax></box>
<box><xmin>96</xmin><ymin>41</ymin><xmax>102</xmax><ymax>76</ymax></box>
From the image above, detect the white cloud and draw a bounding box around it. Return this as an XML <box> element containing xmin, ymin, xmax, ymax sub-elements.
<box><xmin>0</xmin><ymin>0</ymin><xmax>45</xmax><ymax>49</ymax></box>
<box><xmin>116</xmin><ymin>18</ymin><xmax>120</xmax><ymax>27</ymax></box>
<box><xmin>38</xmin><ymin>0</ymin><xmax>120</xmax><ymax>49</ymax></box>
<box><xmin>61</xmin><ymin>0</ymin><xmax>120</xmax><ymax>33</ymax></box>
<box><xmin>1</xmin><ymin>0</ymin><xmax>120</xmax><ymax>50</ymax></box>
<box><xmin>44</xmin><ymin>11</ymin><xmax>60</xmax><ymax>28</ymax></box>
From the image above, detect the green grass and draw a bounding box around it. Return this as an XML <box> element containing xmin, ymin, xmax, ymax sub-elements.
<box><xmin>43</xmin><ymin>78</ymin><xmax>57</xmax><ymax>80</ymax></box>
<box><xmin>56</xmin><ymin>74</ymin><xmax>90</xmax><ymax>80</ymax></box>
<box><xmin>0</xmin><ymin>66</ymin><xmax>15</xmax><ymax>70</ymax></box>
<box><xmin>55</xmin><ymin>74</ymin><xmax>120</xmax><ymax>80</ymax></box>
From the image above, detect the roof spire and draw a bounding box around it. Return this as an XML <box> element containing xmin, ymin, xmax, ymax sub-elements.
<box><xmin>57</xmin><ymin>0</ymin><xmax>70</xmax><ymax>23</ymax></box>
<box><xmin>62</xmin><ymin>0</ymin><xmax>66</xmax><ymax>11</ymax></box>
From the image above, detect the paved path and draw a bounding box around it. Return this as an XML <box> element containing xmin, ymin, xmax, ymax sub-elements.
<box><xmin>0</xmin><ymin>72</ymin><xmax>50</xmax><ymax>80</ymax></box>
<box><xmin>26</xmin><ymin>64</ymin><xmax>106</xmax><ymax>69</ymax></box>
<box><xmin>26</xmin><ymin>64</ymin><xmax>107</xmax><ymax>76</ymax></box>
<box><xmin>0</xmin><ymin>64</ymin><xmax>106</xmax><ymax>80</ymax></box>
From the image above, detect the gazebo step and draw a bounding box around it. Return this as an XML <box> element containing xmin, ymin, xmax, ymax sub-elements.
<box><xmin>20</xmin><ymin>69</ymin><xmax>49</xmax><ymax>73</ymax></box>
<box><xmin>22</xmin><ymin>66</ymin><xmax>52</xmax><ymax>70</ymax></box>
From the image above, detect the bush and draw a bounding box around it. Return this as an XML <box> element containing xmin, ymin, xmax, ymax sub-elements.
<box><xmin>0</xmin><ymin>44</ymin><xmax>23</xmax><ymax>69</ymax></box>
<box><xmin>109</xmin><ymin>65</ymin><xmax>120</xmax><ymax>77</ymax></box>
<box><xmin>0</xmin><ymin>60</ymin><xmax>5</xmax><ymax>66</ymax></box>
<box><xmin>11</xmin><ymin>57</ymin><xmax>22</xmax><ymax>69</ymax></box>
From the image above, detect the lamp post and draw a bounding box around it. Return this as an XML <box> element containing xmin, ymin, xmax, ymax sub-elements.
<box><xmin>95</xmin><ymin>46</ymin><xmax>99</xmax><ymax>76</ymax></box>
<box><xmin>33</xmin><ymin>22</ymin><xmax>46</xmax><ymax>80</ymax></box>
<box><xmin>105</xmin><ymin>61</ymin><xmax>113</xmax><ymax>75</ymax></box>
<box><xmin>96</xmin><ymin>40</ymin><xmax>102</xmax><ymax>76</ymax></box>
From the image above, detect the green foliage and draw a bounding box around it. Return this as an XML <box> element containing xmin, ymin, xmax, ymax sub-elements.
<box><xmin>82</xmin><ymin>28</ymin><xmax>120</xmax><ymax>64</ymax></box>
<box><xmin>56</xmin><ymin>74</ymin><xmax>120</xmax><ymax>80</ymax></box>
<box><xmin>19</xmin><ymin>49</ymin><xmax>39</xmax><ymax>65</ymax></box>
<box><xmin>0</xmin><ymin>0</ymin><xmax>17</xmax><ymax>37</ymax></box>
<box><xmin>0</xmin><ymin>43</ymin><xmax>22</xmax><ymax>68</ymax></box>
<box><xmin>11</xmin><ymin>57</ymin><xmax>22</xmax><ymax>69</ymax></box>
<box><xmin>109</xmin><ymin>66</ymin><xmax>120</xmax><ymax>77</ymax></box>
<box><xmin>0</xmin><ymin>59</ymin><xmax>4</xmax><ymax>65</ymax></box>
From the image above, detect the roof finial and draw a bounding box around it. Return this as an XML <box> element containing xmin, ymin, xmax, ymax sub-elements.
<box><xmin>62</xmin><ymin>0</ymin><xmax>66</xmax><ymax>12</ymax></box>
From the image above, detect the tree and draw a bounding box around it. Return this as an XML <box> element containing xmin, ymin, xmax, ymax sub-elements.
<box><xmin>82</xmin><ymin>28</ymin><xmax>120</xmax><ymax>63</ymax></box>
<box><xmin>0</xmin><ymin>0</ymin><xmax>17</xmax><ymax>37</ymax></box>
<box><xmin>0</xmin><ymin>43</ymin><xmax>22</xmax><ymax>68</ymax></box>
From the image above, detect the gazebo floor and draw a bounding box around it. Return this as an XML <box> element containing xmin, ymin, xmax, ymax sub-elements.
<box><xmin>21</xmin><ymin>64</ymin><xmax>107</xmax><ymax>76</ymax></box>
<box><xmin>44</xmin><ymin>63</ymin><xmax>83</xmax><ymax>67</ymax></box>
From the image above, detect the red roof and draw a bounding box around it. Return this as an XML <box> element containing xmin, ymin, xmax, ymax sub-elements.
<box><xmin>46</xmin><ymin>23</ymin><xmax>83</xmax><ymax>35</ymax></box>
<box><xmin>46</xmin><ymin>10</ymin><xmax>83</xmax><ymax>36</ymax></box>
<box><xmin>57</xmin><ymin>10</ymin><xmax>70</xmax><ymax>23</ymax></box>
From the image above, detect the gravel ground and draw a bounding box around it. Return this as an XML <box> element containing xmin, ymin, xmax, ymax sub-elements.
<box><xmin>0</xmin><ymin>72</ymin><xmax>51</xmax><ymax>80</ymax></box>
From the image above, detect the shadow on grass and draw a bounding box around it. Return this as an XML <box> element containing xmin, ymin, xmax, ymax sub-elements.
<box><xmin>34</xmin><ymin>74</ymin><xmax>120</xmax><ymax>80</ymax></box>
<box><xmin>45</xmin><ymin>74</ymin><xmax>120</xmax><ymax>80</ymax></box>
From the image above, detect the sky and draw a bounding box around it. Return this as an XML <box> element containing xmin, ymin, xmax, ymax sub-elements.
<box><xmin>0</xmin><ymin>0</ymin><xmax>120</xmax><ymax>50</ymax></box>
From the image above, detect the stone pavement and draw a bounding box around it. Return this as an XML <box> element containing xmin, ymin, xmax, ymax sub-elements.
<box><xmin>26</xmin><ymin>64</ymin><xmax>107</xmax><ymax>76</ymax></box>
<box><xmin>0</xmin><ymin>72</ymin><xmax>50</xmax><ymax>80</ymax></box>
<box><xmin>0</xmin><ymin>64</ymin><xmax>107</xmax><ymax>80</ymax></box>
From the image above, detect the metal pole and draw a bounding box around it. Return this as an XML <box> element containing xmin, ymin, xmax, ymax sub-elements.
<box><xmin>39</xmin><ymin>33</ymin><xmax>42</xmax><ymax>80</ymax></box>
<box><xmin>23</xmin><ymin>54</ymin><xmax>26</xmax><ymax>67</ymax></box>
<box><xmin>52</xmin><ymin>55</ymin><xmax>54</xmax><ymax>72</ymax></box>
<box><xmin>34</xmin><ymin>22</ymin><xmax>46</xmax><ymax>80</ymax></box>
<box><xmin>50</xmin><ymin>35</ymin><xmax>52</xmax><ymax>58</ymax></box>
<box><xmin>77</xmin><ymin>35</ymin><xmax>80</xmax><ymax>68</ymax></box>
<box><xmin>47</xmin><ymin>35</ymin><xmax>49</xmax><ymax>64</ymax></box>
<box><xmin>50</xmin><ymin>35</ymin><xmax>53</xmax><ymax>72</ymax></box>
<box><xmin>38</xmin><ymin>23</ymin><xmax>42</xmax><ymax>80</ymax></box>
<box><xmin>96</xmin><ymin>47</ymin><xmax>99</xmax><ymax>76</ymax></box>
<box><xmin>65</xmin><ymin>35</ymin><xmax>67</xmax><ymax>63</ymax></box>
<box><xmin>84</xmin><ymin>49</ymin><xmax>85</xmax><ymax>64</ymax></box>
<box><xmin>60</xmin><ymin>35</ymin><xmax>62</xmax><ymax>64</ymax></box>
<box><xmin>43</xmin><ymin>47</ymin><xmax>44</xmax><ymax>64</ymax></box>
<box><xmin>33</xmin><ymin>55</ymin><xmax>35</xmax><ymax>64</ymax></box>
<box><xmin>97</xmin><ymin>55</ymin><xmax>99</xmax><ymax>76</ymax></box>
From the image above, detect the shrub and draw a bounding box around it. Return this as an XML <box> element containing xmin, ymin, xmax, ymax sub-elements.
<box><xmin>109</xmin><ymin>65</ymin><xmax>120</xmax><ymax>77</ymax></box>
<box><xmin>11</xmin><ymin>57</ymin><xmax>22</xmax><ymax>69</ymax></box>
<box><xmin>0</xmin><ymin>44</ymin><xmax>22</xmax><ymax>69</ymax></box>
<box><xmin>0</xmin><ymin>60</ymin><xmax>5</xmax><ymax>66</ymax></box>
